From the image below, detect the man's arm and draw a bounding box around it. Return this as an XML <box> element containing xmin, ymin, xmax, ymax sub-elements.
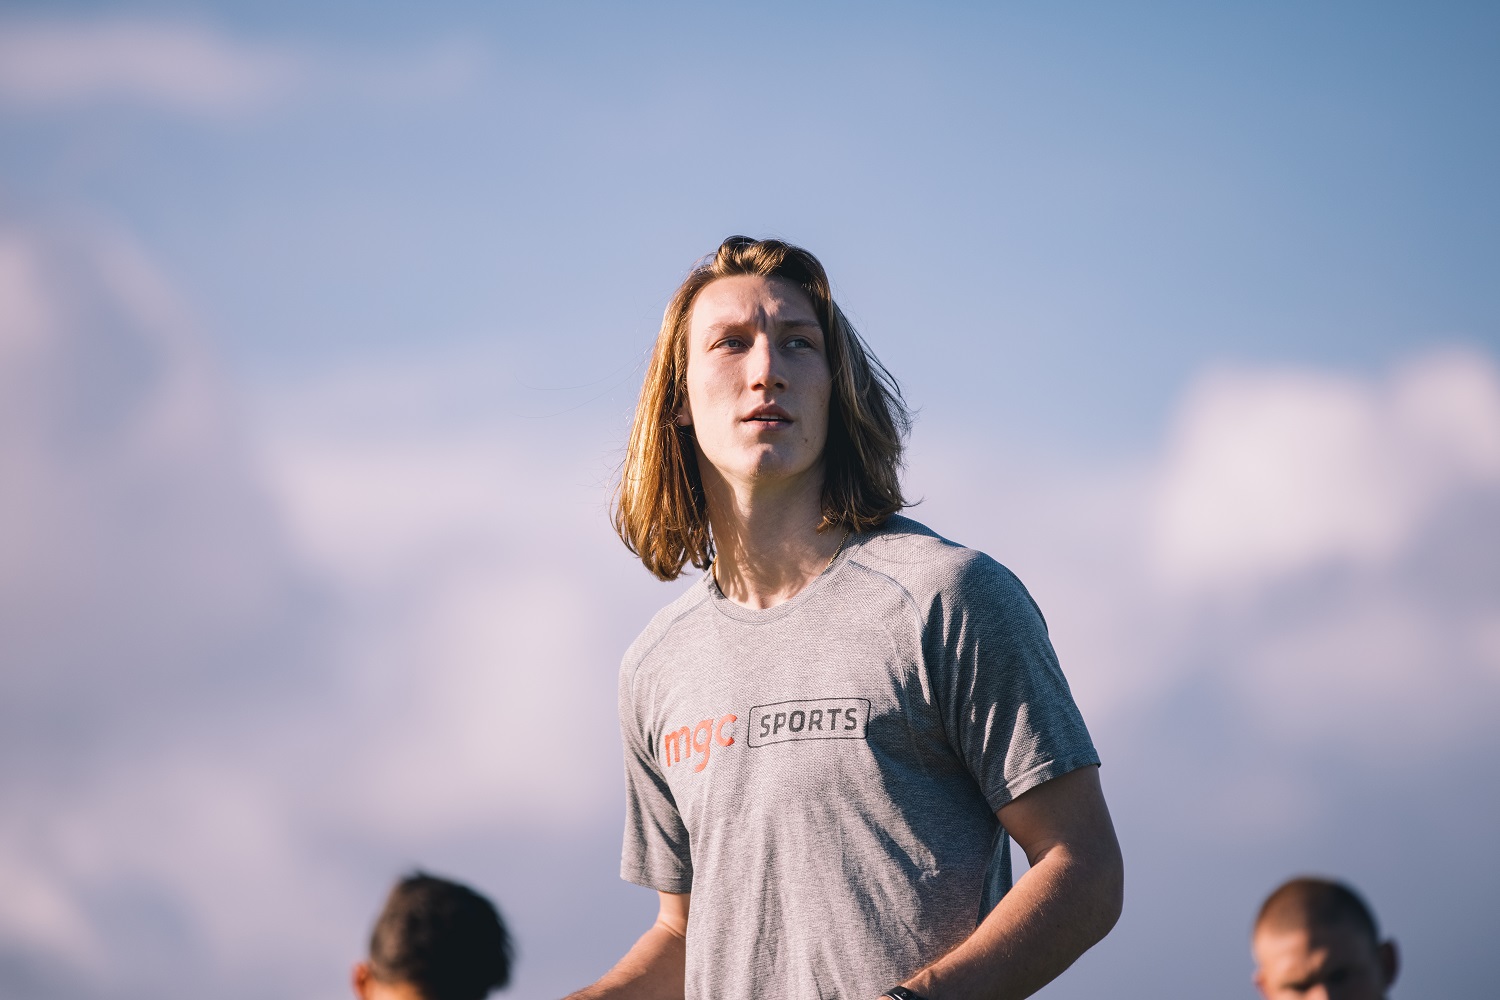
<box><xmin>564</xmin><ymin>891</ymin><xmax>690</xmax><ymax>1000</ymax></box>
<box><xmin>897</xmin><ymin>765</ymin><xmax>1123</xmax><ymax>1000</ymax></box>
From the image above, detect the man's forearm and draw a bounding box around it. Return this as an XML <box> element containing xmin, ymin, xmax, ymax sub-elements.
<box><xmin>563</xmin><ymin>920</ymin><xmax>686</xmax><ymax>1000</ymax></box>
<box><xmin>900</xmin><ymin>839</ymin><xmax>1123</xmax><ymax>1000</ymax></box>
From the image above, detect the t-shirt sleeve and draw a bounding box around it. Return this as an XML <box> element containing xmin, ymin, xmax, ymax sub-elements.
<box><xmin>618</xmin><ymin>661</ymin><xmax>694</xmax><ymax>893</ymax></box>
<box><xmin>928</xmin><ymin>556</ymin><xmax>1100</xmax><ymax>813</ymax></box>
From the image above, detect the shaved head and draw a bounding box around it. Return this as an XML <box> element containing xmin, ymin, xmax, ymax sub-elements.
<box><xmin>1251</xmin><ymin>877</ymin><xmax>1396</xmax><ymax>1000</ymax></box>
<box><xmin>1255</xmin><ymin>877</ymin><xmax>1380</xmax><ymax>943</ymax></box>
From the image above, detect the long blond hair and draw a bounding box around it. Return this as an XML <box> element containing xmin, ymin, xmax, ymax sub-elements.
<box><xmin>613</xmin><ymin>236</ymin><xmax>910</xmax><ymax>581</ymax></box>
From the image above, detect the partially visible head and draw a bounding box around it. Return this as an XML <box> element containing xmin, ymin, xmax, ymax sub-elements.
<box><xmin>614</xmin><ymin>236</ymin><xmax>910</xmax><ymax>580</ymax></box>
<box><xmin>1252</xmin><ymin>877</ymin><xmax>1397</xmax><ymax>1000</ymax></box>
<box><xmin>352</xmin><ymin>872</ymin><xmax>512</xmax><ymax>1000</ymax></box>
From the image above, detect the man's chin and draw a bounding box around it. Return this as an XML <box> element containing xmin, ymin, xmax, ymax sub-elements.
<box><xmin>743</xmin><ymin>455</ymin><xmax>823</xmax><ymax>485</ymax></box>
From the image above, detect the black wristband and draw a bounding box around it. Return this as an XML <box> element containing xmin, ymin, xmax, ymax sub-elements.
<box><xmin>882</xmin><ymin>989</ymin><xmax>930</xmax><ymax>1000</ymax></box>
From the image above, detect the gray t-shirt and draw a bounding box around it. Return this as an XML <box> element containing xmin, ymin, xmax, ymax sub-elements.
<box><xmin>618</xmin><ymin>515</ymin><xmax>1099</xmax><ymax>1000</ymax></box>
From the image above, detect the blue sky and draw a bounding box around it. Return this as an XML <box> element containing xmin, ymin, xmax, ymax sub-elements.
<box><xmin>7</xmin><ymin>2</ymin><xmax>1497</xmax><ymax>440</ymax></box>
<box><xmin>2</xmin><ymin>3</ymin><xmax>1498</xmax><ymax>999</ymax></box>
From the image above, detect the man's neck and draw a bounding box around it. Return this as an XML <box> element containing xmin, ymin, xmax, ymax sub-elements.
<box><xmin>703</xmin><ymin>466</ymin><xmax>845</xmax><ymax>610</ymax></box>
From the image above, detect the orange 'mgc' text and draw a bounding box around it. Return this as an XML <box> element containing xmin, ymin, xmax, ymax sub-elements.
<box><xmin>663</xmin><ymin>713</ymin><xmax>737</xmax><ymax>773</ymax></box>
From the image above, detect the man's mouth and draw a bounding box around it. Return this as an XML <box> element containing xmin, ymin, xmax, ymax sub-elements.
<box><xmin>744</xmin><ymin>406</ymin><xmax>792</xmax><ymax>426</ymax></box>
<box><xmin>744</xmin><ymin>404</ymin><xmax>792</xmax><ymax>425</ymax></box>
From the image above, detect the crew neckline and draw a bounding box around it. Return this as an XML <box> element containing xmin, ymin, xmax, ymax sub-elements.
<box><xmin>705</xmin><ymin>531</ymin><xmax>864</xmax><ymax>624</ymax></box>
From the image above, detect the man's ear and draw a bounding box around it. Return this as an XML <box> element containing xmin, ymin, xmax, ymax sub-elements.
<box><xmin>352</xmin><ymin>961</ymin><xmax>372</xmax><ymax>999</ymax></box>
<box><xmin>1379</xmin><ymin>939</ymin><xmax>1399</xmax><ymax>988</ymax></box>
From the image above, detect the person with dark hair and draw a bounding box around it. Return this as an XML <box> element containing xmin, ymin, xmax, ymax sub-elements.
<box><xmin>568</xmin><ymin>237</ymin><xmax>1123</xmax><ymax>1000</ymax></box>
<box><xmin>352</xmin><ymin>872</ymin><xmax>513</xmax><ymax>1000</ymax></box>
<box><xmin>1252</xmin><ymin>876</ymin><xmax>1398</xmax><ymax>1000</ymax></box>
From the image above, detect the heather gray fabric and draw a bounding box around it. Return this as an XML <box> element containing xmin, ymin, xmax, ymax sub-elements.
<box><xmin>618</xmin><ymin>515</ymin><xmax>1099</xmax><ymax>1000</ymax></box>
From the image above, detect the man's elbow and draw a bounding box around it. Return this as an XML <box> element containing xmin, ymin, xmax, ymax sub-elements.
<box><xmin>1086</xmin><ymin>836</ymin><xmax>1125</xmax><ymax>943</ymax></box>
<box><xmin>1049</xmin><ymin>831</ymin><xmax>1123</xmax><ymax>948</ymax></box>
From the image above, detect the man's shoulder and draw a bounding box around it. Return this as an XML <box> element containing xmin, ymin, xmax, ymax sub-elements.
<box><xmin>621</xmin><ymin>576</ymin><xmax>714</xmax><ymax>676</ymax></box>
<box><xmin>853</xmin><ymin>515</ymin><xmax>1038</xmax><ymax>615</ymax></box>
<box><xmin>855</xmin><ymin>515</ymin><xmax>1014</xmax><ymax>587</ymax></box>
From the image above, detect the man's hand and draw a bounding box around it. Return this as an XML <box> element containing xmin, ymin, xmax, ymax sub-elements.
<box><xmin>563</xmin><ymin>891</ymin><xmax>690</xmax><ymax>1000</ymax></box>
<box><xmin>895</xmin><ymin>765</ymin><xmax>1123</xmax><ymax>1000</ymax></box>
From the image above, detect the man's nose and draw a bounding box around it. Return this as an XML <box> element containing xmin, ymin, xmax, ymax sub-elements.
<box><xmin>748</xmin><ymin>336</ymin><xmax>786</xmax><ymax>391</ymax></box>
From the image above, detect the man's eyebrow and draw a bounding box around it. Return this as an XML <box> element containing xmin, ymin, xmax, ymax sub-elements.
<box><xmin>1285</xmin><ymin>968</ymin><xmax>1336</xmax><ymax>991</ymax></box>
<box><xmin>703</xmin><ymin>317</ymin><xmax>820</xmax><ymax>333</ymax></box>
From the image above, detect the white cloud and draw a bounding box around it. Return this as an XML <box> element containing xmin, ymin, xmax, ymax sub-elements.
<box><xmin>0</xmin><ymin>19</ymin><xmax>302</xmax><ymax>114</ymax></box>
<box><xmin>0</xmin><ymin>217</ymin><xmax>665</xmax><ymax>996</ymax></box>
<box><xmin>3</xmin><ymin>216</ymin><xmax>1496</xmax><ymax>998</ymax></box>
<box><xmin>249</xmin><ymin>355</ymin><xmax>661</xmax><ymax>836</ymax></box>
<box><xmin>0</xmin><ymin>17</ymin><xmax>487</xmax><ymax>117</ymax></box>
<box><xmin>911</xmin><ymin>349</ymin><xmax>1500</xmax><ymax>765</ymax></box>
<box><xmin>0</xmin><ymin>222</ymin><xmax>287</xmax><ymax>705</ymax></box>
<box><xmin>0</xmin><ymin>220</ymin><xmax>329</xmax><ymax>994</ymax></box>
<box><xmin>0</xmin><ymin>839</ymin><xmax>94</xmax><ymax>966</ymax></box>
<box><xmin>1150</xmin><ymin>351</ymin><xmax>1500</xmax><ymax>593</ymax></box>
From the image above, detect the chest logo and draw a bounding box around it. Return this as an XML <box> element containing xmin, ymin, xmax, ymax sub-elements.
<box><xmin>662</xmin><ymin>713</ymin><xmax>737</xmax><ymax>772</ymax></box>
<box><xmin>747</xmin><ymin>698</ymin><xmax>871</xmax><ymax>747</ymax></box>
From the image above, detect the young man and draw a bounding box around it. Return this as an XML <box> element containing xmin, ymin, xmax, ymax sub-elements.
<box><xmin>353</xmin><ymin>872</ymin><xmax>513</xmax><ymax>1000</ymax></box>
<box><xmin>574</xmin><ymin>237</ymin><xmax>1122</xmax><ymax>1000</ymax></box>
<box><xmin>1252</xmin><ymin>877</ymin><xmax>1399</xmax><ymax>1000</ymax></box>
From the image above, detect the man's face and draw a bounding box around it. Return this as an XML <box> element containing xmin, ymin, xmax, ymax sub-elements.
<box><xmin>1252</xmin><ymin>922</ymin><xmax>1397</xmax><ymax>1000</ymax></box>
<box><xmin>679</xmin><ymin>275</ymin><xmax>832</xmax><ymax>491</ymax></box>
